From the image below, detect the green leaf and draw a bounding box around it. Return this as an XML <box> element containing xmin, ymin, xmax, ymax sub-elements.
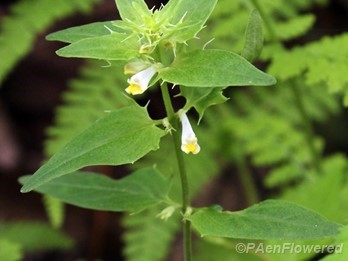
<box><xmin>21</xmin><ymin>105</ymin><xmax>165</xmax><ymax>193</ymax></box>
<box><xmin>0</xmin><ymin>240</ymin><xmax>22</xmax><ymax>261</ymax></box>
<box><xmin>160</xmin><ymin>0</ymin><xmax>218</xmax><ymax>43</ymax></box>
<box><xmin>160</xmin><ymin>49</ymin><xmax>276</xmax><ymax>87</ymax></box>
<box><xmin>241</xmin><ymin>9</ymin><xmax>263</xmax><ymax>62</ymax></box>
<box><xmin>0</xmin><ymin>222</ymin><xmax>73</xmax><ymax>252</ymax></box>
<box><xmin>115</xmin><ymin>0</ymin><xmax>151</xmax><ymax>24</ymax></box>
<box><xmin>46</xmin><ymin>21</ymin><xmax>117</xmax><ymax>43</ymax></box>
<box><xmin>180</xmin><ymin>87</ymin><xmax>228</xmax><ymax>121</ymax></box>
<box><xmin>56</xmin><ymin>33</ymin><xmax>140</xmax><ymax>60</ymax></box>
<box><xmin>188</xmin><ymin>200</ymin><xmax>341</xmax><ymax>240</ymax></box>
<box><xmin>20</xmin><ymin>167</ymin><xmax>170</xmax><ymax>213</ymax></box>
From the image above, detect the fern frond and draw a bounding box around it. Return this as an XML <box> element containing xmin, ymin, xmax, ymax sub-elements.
<box><xmin>122</xmin><ymin>207</ymin><xmax>179</xmax><ymax>261</ymax></box>
<box><xmin>203</xmin><ymin>0</ymin><xmax>325</xmax><ymax>52</ymax></box>
<box><xmin>267</xmin><ymin>34</ymin><xmax>348</xmax><ymax>105</ymax></box>
<box><xmin>44</xmin><ymin>60</ymin><xmax>129</xmax><ymax>155</ymax></box>
<box><xmin>271</xmin><ymin>14</ymin><xmax>315</xmax><ymax>41</ymax></box>
<box><xmin>281</xmin><ymin>154</ymin><xmax>348</xmax><ymax>222</ymax></box>
<box><xmin>206</xmin><ymin>80</ymin><xmax>339</xmax><ymax>188</ymax></box>
<box><xmin>0</xmin><ymin>0</ymin><xmax>101</xmax><ymax>84</ymax></box>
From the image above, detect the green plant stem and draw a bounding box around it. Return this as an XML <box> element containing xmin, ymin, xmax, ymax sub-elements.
<box><xmin>250</xmin><ymin>0</ymin><xmax>322</xmax><ymax>174</ymax></box>
<box><xmin>160</xmin><ymin>82</ymin><xmax>192</xmax><ymax>261</ymax></box>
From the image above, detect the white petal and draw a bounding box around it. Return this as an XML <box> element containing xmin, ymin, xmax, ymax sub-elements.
<box><xmin>180</xmin><ymin>113</ymin><xmax>200</xmax><ymax>154</ymax></box>
<box><xmin>125</xmin><ymin>65</ymin><xmax>156</xmax><ymax>95</ymax></box>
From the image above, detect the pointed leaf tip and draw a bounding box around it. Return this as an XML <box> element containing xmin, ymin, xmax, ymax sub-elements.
<box><xmin>160</xmin><ymin>49</ymin><xmax>277</xmax><ymax>87</ymax></box>
<box><xmin>20</xmin><ymin>105</ymin><xmax>165</xmax><ymax>192</ymax></box>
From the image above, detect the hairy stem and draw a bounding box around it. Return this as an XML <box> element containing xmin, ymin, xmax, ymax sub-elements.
<box><xmin>250</xmin><ymin>0</ymin><xmax>322</xmax><ymax>174</ymax></box>
<box><xmin>160</xmin><ymin>82</ymin><xmax>192</xmax><ymax>261</ymax></box>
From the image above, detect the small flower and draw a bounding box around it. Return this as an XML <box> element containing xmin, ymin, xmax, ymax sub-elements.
<box><xmin>125</xmin><ymin>65</ymin><xmax>157</xmax><ymax>95</ymax></box>
<box><xmin>179</xmin><ymin>112</ymin><xmax>200</xmax><ymax>154</ymax></box>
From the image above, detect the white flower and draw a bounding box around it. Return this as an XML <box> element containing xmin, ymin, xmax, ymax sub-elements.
<box><xmin>179</xmin><ymin>112</ymin><xmax>200</xmax><ymax>154</ymax></box>
<box><xmin>125</xmin><ymin>65</ymin><xmax>156</xmax><ymax>95</ymax></box>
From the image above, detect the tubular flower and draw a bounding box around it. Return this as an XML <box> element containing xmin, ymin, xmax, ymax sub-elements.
<box><xmin>179</xmin><ymin>112</ymin><xmax>200</xmax><ymax>154</ymax></box>
<box><xmin>125</xmin><ymin>65</ymin><xmax>156</xmax><ymax>95</ymax></box>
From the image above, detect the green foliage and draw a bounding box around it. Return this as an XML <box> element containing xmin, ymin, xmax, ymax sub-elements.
<box><xmin>0</xmin><ymin>240</ymin><xmax>22</xmax><ymax>261</ymax></box>
<box><xmin>180</xmin><ymin>87</ymin><xmax>228</xmax><ymax>122</ymax></box>
<box><xmin>20</xmin><ymin>167</ymin><xmax>170</xmax><ymax>212</ymax></box>
<box><xmin>115</xmin><ymin>0</ymin><xmax>151</xmax><ymax>23</ymax></box>
<box><xmin>122</xmin><ymin>207</ymin><xmax>179</xmax><ymax>261</ymax></box>
<box><xmin>7</xmin><ymin>0</ymin><xmax>347</xmax><ymax>260</ymax></box>
<box><xmin>45</xmin><ymin>61</ymin><xmax>129</xmax><ymax>155</ymax></box>
<box><xmin>272</xmin><ymin>14</ymin><xmax>315</xmax><ymax>41</ymax></box>
<box><xmin>241</xmin><ymin>9</ymin><xmax>263</xmax><ymax>62</ymax></box>
<box><xmin>203</xmin><ymin>0</ymin><xmax>324</xmax><ymax>51</ymax></box>
<box><xmin>0</xmin><ymin>222</ymin><xmax>73</xmax><ymax>252</ymax></box>
<box><xmin>281</xmin><ymin>155</ymin><xmax>348</xmax><ymax>222</ymax></box>
<box><xmin>267</xmin><ymin>34</ymin><xmax>348</xmax><ymax>105</ymax></box>
<box><xmin>156</xmin><ymin>0</ymin><xmax>218</xmax><ymax>43</ymax></box>
<box><xmin>0</xmin><ymin>0</ymin><xmax>101</xmax><ymax>84</ymax></box>
<box><xmin>206</xmin><ymin>81</ymin><xmax>339</xmax><ymax>188</ymax></box>
<box><xmin>122</xmin><ymin>130</ymin><xmax>220</xmax><ymax>261</ymax></box>
<box><xmin>56</xmin><ymin>32</ymin><xmax>140</xmax><ymax>60</ymax></box>
<box><xmin>46</xmin><ymin>21</ymin><xmax>117</xmax><ymax>43</ymax></box>
<box><xmin>21</xmin><ymin>104</ymin><xmax>165</xmax><ymax>192</ymax></box>
<box><xmin>160</xmin><ymin>49</ymin><xmax>276</xmax><ymax>87</ymax></box>
<box><xmin>189</xmin><ymin>200</ymin><xmax>341</xmax><ymax>240</ymax></box>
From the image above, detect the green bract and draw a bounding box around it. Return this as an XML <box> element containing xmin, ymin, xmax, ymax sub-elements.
<box><xmin>48</xmin><ymin>0</ymin><xmax>218</xmax><ymax>57</ymax></box>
